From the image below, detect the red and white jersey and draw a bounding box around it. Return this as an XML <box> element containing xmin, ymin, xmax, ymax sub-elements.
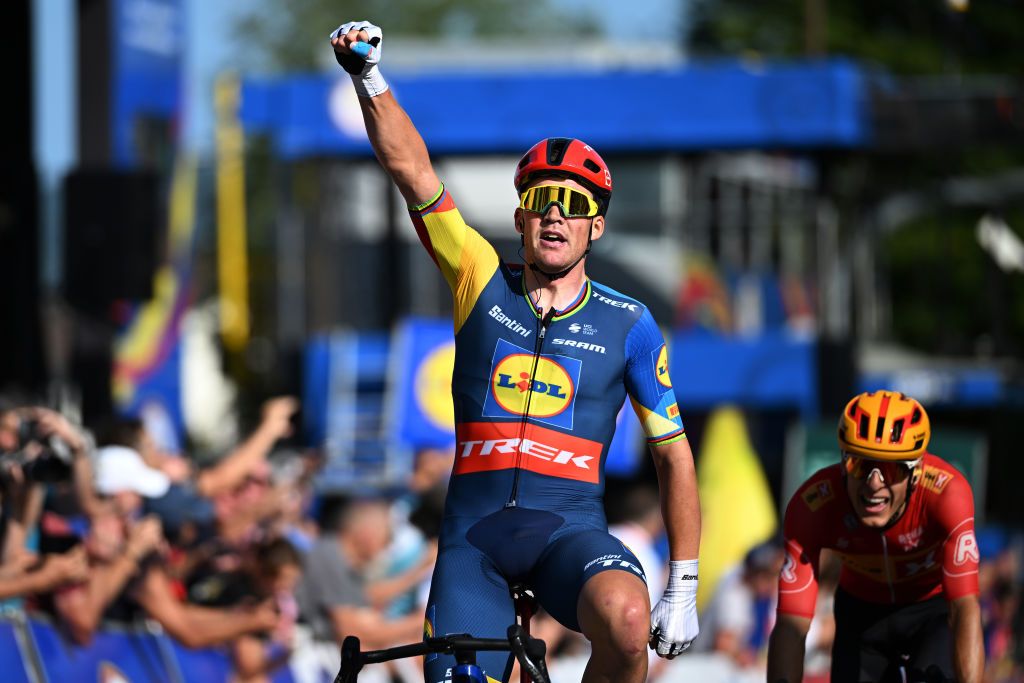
<box><xmin>777</xmin><ymin>453</ymin><xmax>979</xmax><ymax>619</ymax></box>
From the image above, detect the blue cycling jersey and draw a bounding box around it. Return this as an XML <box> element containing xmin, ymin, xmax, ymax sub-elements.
<box><xmin>410</xmin><ymin>185</ymin><xmax>685</xmax><ymax>519</ymax></box>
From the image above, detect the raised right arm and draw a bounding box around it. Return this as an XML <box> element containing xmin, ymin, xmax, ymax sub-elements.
<box><xmin>330</xmin><ymin>24</ymin><xmax>439</xmax><ymax>205</ymax></box>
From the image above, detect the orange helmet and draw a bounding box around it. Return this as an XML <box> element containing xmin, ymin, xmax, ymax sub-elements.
<box><xmin>838</xmin><ymin>391</ymin><xmax>931</xmax><ymax>461</ymax></box>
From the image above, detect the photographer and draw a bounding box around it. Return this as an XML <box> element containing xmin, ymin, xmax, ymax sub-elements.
<box><xmin>0</xmin><ymin>400</ymin><xmax>96</xmax><ymax>601</ymax></box>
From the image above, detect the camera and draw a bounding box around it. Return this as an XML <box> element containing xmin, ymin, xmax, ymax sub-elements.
<box><xmin>0</xmin><ymin>418</ymin><xmax>73</xmax><ymax>485</ymax></box>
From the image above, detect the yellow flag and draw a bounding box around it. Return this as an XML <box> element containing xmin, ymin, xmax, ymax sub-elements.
<box><xmin>696</xmin><ymin>405</ymin><xmax>777</xmax><ymax>611</ymax></box>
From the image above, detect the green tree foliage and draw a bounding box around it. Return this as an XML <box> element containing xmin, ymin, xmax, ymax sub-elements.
<box><xmin>237</xmin><ymin>0</ymin><xmax>602</xmax><ymax>72</ymax></box>
<box><xmin>687</xmin><ymin>0</ymin><xmax>1024</xmax><ymax>75</ymax></box>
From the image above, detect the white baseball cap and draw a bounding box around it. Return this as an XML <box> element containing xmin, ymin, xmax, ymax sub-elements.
<box><xmin>94</xmin><ymin>445</ymin><xmax>171</xmax><ymax>498</ymax></box>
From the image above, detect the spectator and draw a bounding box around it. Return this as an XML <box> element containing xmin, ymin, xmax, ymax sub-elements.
<box><xmin>292</xmin><ymin>495</ymin><xmax>430</xmax><ymax>682</ymax></box>
<box><xmin>188</xmin><ymin>537</ymin><xmax>303</xmax><ymax>683</ymax></box>
<box><xmin>696</xmin><ymin>538</ymin><xmax>784</xmax><ymax>668</ymax></box>
<box><xmin>375</xmin><ymin>447</ymin><xmax>452</xmax><ymax>618</ymax></box>
<box><xmin>1</xmin><ymin>403</ymin><xmax>99</xmax><ymax>602</ymax></box>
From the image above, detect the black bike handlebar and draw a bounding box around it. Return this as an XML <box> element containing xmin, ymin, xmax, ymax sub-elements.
<box><xmin>336</xmin><ymin>625</ymin><xmax>551</xmax><ymax>683</ymax></box>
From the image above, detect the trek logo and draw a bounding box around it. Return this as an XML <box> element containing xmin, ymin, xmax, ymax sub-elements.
<box><xmin>483</xmin><ymin>338</ymin><xmax>582</xmax><ymax>429</ymax></box>
<box><xmin>592</xmin><ymin>291</ymin><xmax>638</xmax><ymax>312</ymax></box>
<box><xmin>653</xmin><ymin>345</ymin><xmax>672</xmax><ymax>391</ymax></box>
<box><xmin>488</xmin><ymin>305</ymin><xmax>532</xmax><ymax>338</ymax></box>
<box><xmin>454</xmin><ymin>422</ymin><xmax>601</xmax><ymax>484</ymax></box>
<box><xmin>582</xmin><ymin>144</ymin><xmax>613</xmax><ymax>189</ymax></box>
<box><xmin>584</xmin><ymin>554</ymin><xmax>643</xmax><ymax>576</ymax></box>
<box><xmin>552</xmin><ymin>338</ymin><xmax>606</xmax><ymax>354</ymax></box>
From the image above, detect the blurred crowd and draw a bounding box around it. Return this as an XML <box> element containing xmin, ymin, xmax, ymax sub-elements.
<box><xmin>0</xmin><ymin>396</ymin><xmax>1021</xmax><ymax>683</ymax></box>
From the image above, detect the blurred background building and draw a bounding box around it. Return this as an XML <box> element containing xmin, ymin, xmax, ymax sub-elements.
<box><xmin>4</xmin><ymin>0</ymin><xmax>1024</xmax><ymax>679</ymax></box>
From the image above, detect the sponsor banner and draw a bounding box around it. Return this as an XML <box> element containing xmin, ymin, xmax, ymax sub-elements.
<box><xmin>455</xmin><ymin>422</ymin><xmax>601</xmax><ymax>484</ymax></box>
<box><xmin>386</xmin><ymin>317</ymin><xmax>457</xmax><ymax>450</ymax></box>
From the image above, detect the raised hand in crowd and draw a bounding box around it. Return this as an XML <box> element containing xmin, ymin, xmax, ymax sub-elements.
<box><xmin>0</xmin><ymin>546</ymin><xmax>90</xmax><ymax>600</ymax></box>
<box><xmin>194</xmin><ymin>396</ymin><xmax>300</xmax><ymax>499</ymax></box>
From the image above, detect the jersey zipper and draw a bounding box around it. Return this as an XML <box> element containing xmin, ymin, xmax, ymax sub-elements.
<box><xmin>880</xmin><ymin>535</ymin><xmax>896</xmax><ymax>603</ymax></box>
<box><xmin>505</xmin><ymin>307</ymin><xmax>555</xmax><ymax>508</ymax></box>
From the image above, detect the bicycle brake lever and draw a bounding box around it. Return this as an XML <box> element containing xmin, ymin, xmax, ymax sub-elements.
<box><xmin>506</xmin><ymin>625</ymin><xmax>551</xmax><ymax>683</ymax></box>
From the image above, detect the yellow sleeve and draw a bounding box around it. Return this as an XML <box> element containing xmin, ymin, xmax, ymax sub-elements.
<box><xmin>409</xmin><ymin>184</ymin><xmax>500</xmax><ymax>333</ymax></box>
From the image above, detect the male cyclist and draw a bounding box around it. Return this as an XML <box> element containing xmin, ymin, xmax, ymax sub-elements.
<box><xmin>330</xmin><ymin>20</ymin><xmax>701</xmax><ymax>683</ymax></box>
<box><xmin>767</xmin><ymin>391</ymin><xmax>984</xmax><ymax>683</ymax></box>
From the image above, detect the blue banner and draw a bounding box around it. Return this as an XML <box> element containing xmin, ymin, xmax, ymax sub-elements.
<box><xmin>112</xmin><ymin>0</ymin><xmax>184</xmax><ymax>165</ymax></box>
<box><xmin>385</xmin><ymin>317</ymin><xmax>458</xmax><ymax>451</ymax></box>
<box><xmin>242</xmin><ymin>59</ymin><xmax>868</xmax><ymax>160</ymax></box>
<box><xmin>670</xmin><ymin>331</ymin><xmax>818</xmax><ymax>417</ymax></box>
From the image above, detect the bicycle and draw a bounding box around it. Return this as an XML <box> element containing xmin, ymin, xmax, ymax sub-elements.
<box><xmin>333</xmin><ymin>623</ymin><xmax>551</xmax><ymax>683</ymax></box>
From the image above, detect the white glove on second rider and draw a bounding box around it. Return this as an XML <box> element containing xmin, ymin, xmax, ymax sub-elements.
<box><xmin>329</xmin><ymin>20</ymin><xmax>388</xmax><ymax>98</ymax></box>
<box><xmin>649</xmin><ymin>559</ymin><xmax>700</xmax><ymax>658</ymax></box>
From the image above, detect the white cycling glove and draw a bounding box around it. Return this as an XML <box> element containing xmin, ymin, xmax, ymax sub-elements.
<box><xmin>649</xmin><ymin>559</ymin><xmax>700</xmax><ymax>658</ymax></box>
<box><xmin>329</xmin><ymin>21</ymin><xmax>388</xmax><ymax>98</ymax></box>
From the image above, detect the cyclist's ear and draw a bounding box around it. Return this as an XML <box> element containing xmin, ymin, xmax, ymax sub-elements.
<box><xmin>514</xmin><ymin>208</ymin><xmax>525</xmax><ymax>234</ymax></box>
<box><xmin>590</xmin><ymin>214</ymin><xmax>605</xmax><ymax>241</ymax></box>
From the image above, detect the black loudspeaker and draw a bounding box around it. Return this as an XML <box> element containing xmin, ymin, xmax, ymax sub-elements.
<box><xmin>817</xmin><ymin>336</ymin><xmax>857</xmax><ymax>417</ymax></box>
<box><xmin>63</xmin><ymin>168</ymin><xmax>160</xmax><ymax>311</ymax></box>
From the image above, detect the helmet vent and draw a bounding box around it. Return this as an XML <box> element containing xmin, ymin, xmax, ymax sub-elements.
<box><xmin>546</xmin><ymin>138</ymin><xmax>571</xmax><ymax>165</ymax></box>
<box><xmin>891</xmin><ymin>419</ymin><xmax>905</xmax><ymax>443</ymax></box>
<box><xmin>911</xmin><ymin>408</ymin><xmax>922</xmax><ymax>424</ymax></box>
<box><xmin>914</xmin><ymin>437</ymin><xmax>925</xmax><ymax>451</ymax></box>
<box><xmin>517</xmin><ymin>155</ymin><xmax>531</xmax><ymax>170</ymax></box>
<box><xmin>583</xmin><ymin>159</ymin><xmax>601</xmax><ymax>174</ymax></box>
<box><xmin>874</xmin><ymin>414</ymin><xmax>886</xmax><ymax>441</ymax></box>
<box><xmin>858</xmin><ymin>415</ymin><xmax>870</xmax><ymax>439</ymax></box>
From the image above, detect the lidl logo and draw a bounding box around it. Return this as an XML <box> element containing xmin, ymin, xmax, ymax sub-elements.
<box><xmin>414</xmin><ymin>341</ymin><xmax>455</xmax><ymax>431</ymax></box>
<box><xmin>654</xmin><ymin>345</ymin><xmax>672</xmax><ymax>391</ymax></box>
<box><xmin>483</xmin><ymin>338</ymin><xmax>582</xmax><ymax>429</ymax></box>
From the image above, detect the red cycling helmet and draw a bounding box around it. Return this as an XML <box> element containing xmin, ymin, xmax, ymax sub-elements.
<box><xmin>514</xmin><ymin>138</ymin><xmax>612</xmax><ymax>214</ymax></box>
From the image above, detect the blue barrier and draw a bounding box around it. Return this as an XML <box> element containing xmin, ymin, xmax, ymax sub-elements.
<box><xmin>28</xmin><ymin>615</ymin><xmax>171</xmax><ymax>682</ymax></box>
<box><xmin>0</xmin><ymin>614</ymin><xmax>33</xmax><ymax>683</ymax></box>
<box><xmin>0</xmin><ymin>612</ymin><xmax>299</xmax><ymax>683</ymax></box>
<box><xmin>165</xmin><ymin>639</ymin><xmax>232</xmax><ymax>682</ymax></box>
